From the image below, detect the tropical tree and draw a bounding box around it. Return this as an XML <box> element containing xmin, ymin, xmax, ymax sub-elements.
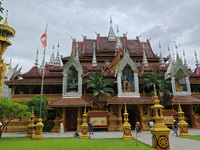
<box><xmin>84</xmin><ymin>71</ymin><xmax>114</xmax><ymax>110</ymax></box>
<box><xmin>0</xmin><ymin>97</ymin><xmax>31</xmax><ymax>137</ymax></box>
<box><xmin>24</xmin><ymin>95</ymin><xmax>48</xmax><ymax>119</ymax></box>
<box><xmin>141</xmin><ymin>71</ymin><xmax>171</xmax><ymax>104</ymax></box>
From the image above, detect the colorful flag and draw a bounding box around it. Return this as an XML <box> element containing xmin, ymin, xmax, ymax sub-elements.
<box><xmin>40</xmin><ymin>29</ymin><xmax>47</xmax><ymax>47</ymax></box>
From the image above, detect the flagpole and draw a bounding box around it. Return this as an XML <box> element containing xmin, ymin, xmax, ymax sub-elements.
<box><xmin>39</xmin><ymin>23</ymin><xmax>48</xmax><ymax>118</ymax></box>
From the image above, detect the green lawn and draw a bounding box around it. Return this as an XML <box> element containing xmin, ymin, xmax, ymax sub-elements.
<box><xmin>183</xmin><ymin>135</ymin><xmax>200</xmax><ymax>141</ymax></box>
<box><xmin>0</xmin><ymin>137</ymin><xmax>152</xmax><ymax>150</ymax></box>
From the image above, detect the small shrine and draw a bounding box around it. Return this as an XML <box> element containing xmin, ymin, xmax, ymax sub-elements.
<box><xmin>177</xmin><ymin>102</ymin><xmax>190</xmax><ymax>137</ymax></box>
<box><xmin>122</xmin><ymin>103</ymin><xmax>132</xmax><ymax>140</ymax></box>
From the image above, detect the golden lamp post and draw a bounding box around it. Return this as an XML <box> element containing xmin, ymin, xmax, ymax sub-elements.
<box><xmin>177</xmin><ymin>102</ymin><xmax>190</xmax><ymax>137</ymax></box>
<box><xmin>81</xmin><ymin>105</ymin><xmax>89</xmax><ymax>139</ymax></box>
<box><xmin>26</xmin><ymin>107</ymin><xmax>35</xmax><ymax>138</ymax></box>
<box><xmin>0</xmin><ymin>10</ymin><xmax>15</xmax><ymax>97</ymax></box>
<box><xmin>122</xmin><ymin>102</ymin><xmax>132</xmax><ymax>140</ymax></box>
<box><xmin>150</xmin><ymin>85</ymin><xmax>170</xmax><ymax>150</ymax></box>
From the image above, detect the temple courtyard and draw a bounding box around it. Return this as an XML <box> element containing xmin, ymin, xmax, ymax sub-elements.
<box><xmin>1</xmin><ymin>129</ymin><xmax>200</xmax><ymax>150</ymax></box>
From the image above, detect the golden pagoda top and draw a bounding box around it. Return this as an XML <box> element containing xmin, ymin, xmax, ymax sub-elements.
<box><xmin>0</xmin><ymin>10</ymin><xmax>15</xmax><ymax>37</ymax></box>
<box><xmin>151</xmin><ymin>84</ymin><xmax>163</xmax><ymax>109</ymax></box>
<box><xmin>178</xmin><ymin>101</ymin><xmax>184</xmax><ymax>114</ymax></box>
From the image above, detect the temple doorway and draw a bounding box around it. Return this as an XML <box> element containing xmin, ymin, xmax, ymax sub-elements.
<box><xmin>121</xmin><ymin>104</ymin><xmax>140</xmax><ymax>129</ymax></box>
<box><xmin>65</xmin><ymin>107</ymin><xmax>77</xmax><ymax>131</ymax></box>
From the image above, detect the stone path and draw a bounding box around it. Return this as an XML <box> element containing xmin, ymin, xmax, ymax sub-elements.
<box><xmin>2</xmin><ymin>129</ymin><xmax>200</xmax><ymax>150</ymax></box>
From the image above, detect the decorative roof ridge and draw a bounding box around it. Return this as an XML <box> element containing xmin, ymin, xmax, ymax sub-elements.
<box><xmin>107</xmin><ymin>49</ymin><xmax>123</xmax><ymax>68</ymax></box>
<box><xmin>87</xmin><ymin>65</ymin><xmax>101</xmax><ymax>70</ymax></box>
<box><xmin>107</xmin><ymin>95</ymin><xmax>118</xmax><ymax>103</ymax></box>
<box><xmin>80</xmin><ymin>96</ymin><xmax>93</xmax><ymax>105</ymax></box>
<box><xmin>83</xmin><ymin>38</ymin><xmax>86</xmax><ymax>54</ymax></box>
<box><xmin>124</xmin><ymin>36</ymin><xmax>130</xmax><ymax>50</ymax></box>
<box><xmin>127</xmin><ymin>39</ymin><xmax>139</xmax><ymax>41</ymax></box>
<box><xmin>138</xmin><ymin>39</ymin><xmax>144</xmax><ymax>53</ymax></box>
<box><xmin>83</xmin><ymin>72</ymin><xmax>92</xmax><ymax>76</ymax></box>
<box><xmin>147</xmin><ymin>42</ymin><xmax>157</xmax><ymax>57</ymax></box>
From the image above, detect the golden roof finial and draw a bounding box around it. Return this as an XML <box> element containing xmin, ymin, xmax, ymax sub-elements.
<box><xmin>154</xmin><ymin>84</ymin><xmax>157</xmax><ymax>96</ymax></box>
<box><xmin>178</xmin><ymin>101</ymin><xmax>182</xmax><ymax>112</ymax></box>
<box><xmin>153</xmin><ymin>84</ymin><xmax>160</xmax><ymax>104</ymax></box>
<box><xmin>124</xmin><ymin>102</ymin><xmax>127</xmax><ymax>113</ymax></box>
<box><xmin>3</xmin><ymin>10</ymin><xmax>8</xmax><ymax>25</ymax></box>
<box><xmin>84</xmin><ymin>104</ymin><xmax>86</xmax><ymax>114</ymax></box>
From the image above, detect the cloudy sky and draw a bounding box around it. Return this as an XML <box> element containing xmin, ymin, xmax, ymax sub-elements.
<box><xmin>1</xmin><ymin>0</ymin><xmax>200</xmax><ymax>73</ymax></box>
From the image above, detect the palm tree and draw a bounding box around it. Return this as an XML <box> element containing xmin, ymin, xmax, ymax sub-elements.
<box><xmin>141</xmin><ymin>72</ymin><xmax>171</xmax><ymax>104</ymax></box>
<box><xmin>84</xmin><ymin>71</ymin><xmax>114</xmax><ymax>110</ymax></box>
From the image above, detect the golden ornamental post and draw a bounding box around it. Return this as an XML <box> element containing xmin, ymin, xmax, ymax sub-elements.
<box><xmin>150</xmin><ymin>85</ymin><xmax>170</xmax><ymax>150</ymax></box>
<box><xmin>26</xmin><ymin>107</ymin><xmax>35</xmax><ymax>138</ymax></box>
<box><xmin>0</xmin><ymin>10</ymin><xmax>15</xmax><ymax>97</ymax></box>
<box><xmin>81</xmin><ymin>105</ymin><xmax>89</xmax><ymax>139</ymax></box>
<box><xmin>177</xmin><ymin>102</ymin><xmax>190</xmax><ymax>137</ymax></box>
<box><xmin>122</xmin><ymin>102</ymin><xmax>132</xmax><ymax>140</ymax></box>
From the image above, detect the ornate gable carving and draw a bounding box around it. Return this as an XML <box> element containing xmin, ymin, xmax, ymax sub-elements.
<box><xmin>62</xmin><ymin>55</ymin><xmax>83</xmax><ymax>98</ymax></box>
<box><xmin>171</xmin><ymin>59</ymin><xmax>189</xmax><ymax>77</ymax></box>
<box><xmin>116</xmin><ymin>50</ymin><xmax>140</xmax><ymax>97</ymax></box>
<box><xmin>117</xmin><ymin>50</ymin><xmax>138</xmax><ymax>74</ymax></box>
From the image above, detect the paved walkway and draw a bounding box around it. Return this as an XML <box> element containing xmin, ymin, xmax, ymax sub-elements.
<box><xmin>2</xmin><ymin>129</ymin><xmax>200</xmax><ymax>150</ymax></box>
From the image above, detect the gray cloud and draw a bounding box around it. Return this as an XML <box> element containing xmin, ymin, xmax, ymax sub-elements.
<box><xmin>1</xmin><ymin>0</ymin><xmax>200</xmax><ymax>72</ymax></box>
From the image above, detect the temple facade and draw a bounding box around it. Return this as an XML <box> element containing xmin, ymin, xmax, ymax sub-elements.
<box><xmin>5</xmin><ymin>19</ymin><xmax>200</xmax><ymax>132</ymax></box>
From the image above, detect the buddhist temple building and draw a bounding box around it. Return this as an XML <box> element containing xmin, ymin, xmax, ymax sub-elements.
<box><xmin>5</xmin><ymin>18</ymin><xmax>200</xmax><ymax>132</ymax></box>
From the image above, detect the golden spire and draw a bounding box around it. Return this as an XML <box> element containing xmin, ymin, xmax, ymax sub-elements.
<box><xmin>153</xmin><ymin>84</ymin><xmax>160</xmax><ymax>104</ymax></box>
<box><xmin>124</xmin><ymin>102</ymin><xmax>127</xmax><ymax>113</ymax></box>
<box><xmin>84</xmin><ymin>104</ymin><xmax>86</xmax><ymax>114</ymax></box>
<box><xmin>3</xmin><ymin>10</ymin><xmax>8</xmax><ymax>25</ymax></box>
<box><xmin>178</xmin><ymin>101</ymin><xmax>183</xmax><ymax>112</ymax></box>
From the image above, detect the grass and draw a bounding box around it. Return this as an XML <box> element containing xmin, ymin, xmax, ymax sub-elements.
<box><xmin>183</xmin><ymin>135</ymin><xmax>200</xmax><ymax>141</ymax></box>
<box><xmin>0</xmin><ymin>137</ymin><xmax>152</xmax><ymax>150</ymax></box>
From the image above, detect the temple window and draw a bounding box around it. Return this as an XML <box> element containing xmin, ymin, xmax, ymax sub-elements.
<box><xmin>121</xmin><ymin>65</ymin><xmax>134</xmax><ymax>92</ymax></box>
<box><xmin>66</xmin><ymin>66</ymin><xmax>78</xmax><ymax>93</ymax></box>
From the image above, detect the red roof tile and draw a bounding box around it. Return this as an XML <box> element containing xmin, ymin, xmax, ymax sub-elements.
<box><xmin>45</xmin><ymin>71</ymin><xmax>63</xmax><ymax>77</ymax></box>
<box><xmin>128</xmin><ymin>40</ymin><xmax>143</xmax><ymax>55</ymax></box>
<box><xmin>162</xmin><ymin>110</ymin><xmax>177</xmax><ymax>115</ymax></box>
<box><xmin>141</xmin><ymin>42</ymin><xmax>157</xmax><ymax>58</ymax></box>
<box><xmin>21</xmin><ymin>66</ymin><xmax>41</xmax><ymax>77</ymax></box>
<box><xmin>48</xmin><ymin>96</ymin><xmax>92</xmax><ymax>107</ymax></box>
<box><xmin>87</xmin><ymin>110</ymin><xmax>111</xmax><ymax>116</ymax></box>
<box><xmin>107</xmin><ymin>96</ymin><xmax>154</xmax><ymax>104</ymax></box>
<box><xmin>48</xmin><ymin>66</ymin><xmax>63</xmax><ymax>72</ymax></box>
<box><xmin>172</xmin><ymin>95</ymin><xmax>200</xmax><ymax>104</ymax></box>
<box><xmin>193</xmin><ymin>67</ymin><xmax>200</xmax><ymax>75</ymax></box>
<box><xmin>6</xmin><ymin>77</ymin><xmax>63</xmax><ymax>84</ymax></box>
